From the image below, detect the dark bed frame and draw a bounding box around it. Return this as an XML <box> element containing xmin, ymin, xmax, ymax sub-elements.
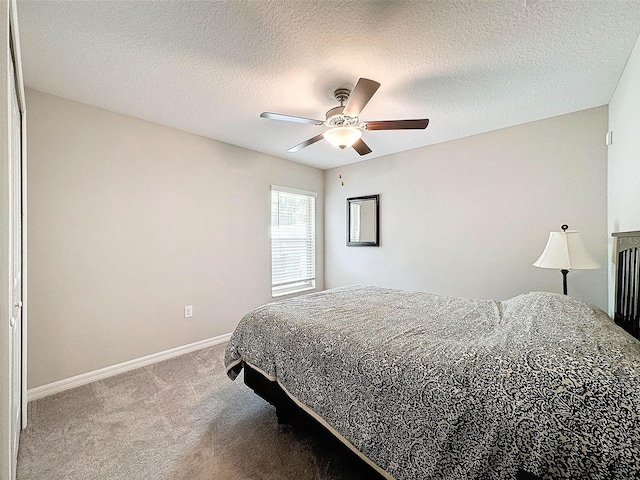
<box><xmin>244</xmin><ymin>365</ymin><xmax>309</xmax><ymax>425</ymax></box>
<box><xmin>613</xmin><ymin>231</ymin><xmax>640</xmax><ymax>339</ymax></box>
<box><xmin>242</xmin><ymin>231</ymin><xmax>640</xmax><ymax>480</ymax></box>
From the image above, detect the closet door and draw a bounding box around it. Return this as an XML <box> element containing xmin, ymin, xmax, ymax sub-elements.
<box><xmin>8</xmin><ymin>46</ymin><xmax>22</xmax><ymax>475</ymax></box>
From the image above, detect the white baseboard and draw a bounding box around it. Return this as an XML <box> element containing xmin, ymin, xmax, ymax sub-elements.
<box><xmin>27</xmin><ymin>333</ymin><xmax>233</xmax><ymax>402</ymax></box>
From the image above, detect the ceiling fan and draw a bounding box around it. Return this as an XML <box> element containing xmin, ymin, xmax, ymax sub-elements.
<box><xmin>260</xmin><ymin>78</ymin><xmax>429</xmax><ymax>156</ymax></box>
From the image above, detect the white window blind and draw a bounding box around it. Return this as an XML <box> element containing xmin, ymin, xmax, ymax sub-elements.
<box><xmin>271</xmin><ymin>186</ymin><xmax>316</xmax><ymax>297</ymax></box>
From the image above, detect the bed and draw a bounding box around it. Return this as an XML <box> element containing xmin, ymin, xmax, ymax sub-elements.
<box><xmin>225</xmin><ymin>241</ymin><xmax>640</xmax><ymax>480</ymax></box>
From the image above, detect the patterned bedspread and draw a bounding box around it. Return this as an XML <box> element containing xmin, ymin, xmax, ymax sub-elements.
<box><xmin>224</xmin><ymin>285</ymin><xmax>640</xmax><ymax>480</ymax></box>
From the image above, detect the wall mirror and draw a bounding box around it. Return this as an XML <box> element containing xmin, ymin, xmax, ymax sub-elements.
<box><xmin>347</xmin><ymin>195</ymin><xmax>379</xmax><ymax>246</ymax></box>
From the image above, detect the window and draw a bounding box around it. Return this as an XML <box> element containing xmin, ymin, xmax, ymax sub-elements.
<box><xmin>271</xmin><ymin>186</ymin><xmax>316</xmax><ymax>297</ymax></box>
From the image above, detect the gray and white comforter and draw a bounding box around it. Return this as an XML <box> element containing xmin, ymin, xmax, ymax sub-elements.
<box><xmin>224</xmin><ymin>285</ymin><xmax>640</xmax><ymax>480</ymax></box>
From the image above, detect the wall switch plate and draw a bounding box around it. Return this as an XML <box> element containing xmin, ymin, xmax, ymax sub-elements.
<box><xmin>184</xmin><ymin>305</ymin><xmax>193</xmax><ymax>318</ymax></box>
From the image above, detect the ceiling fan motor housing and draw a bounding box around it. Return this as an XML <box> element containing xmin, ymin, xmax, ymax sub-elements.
<box><xmin>324</xmin><ymin>88</ymin><xmax>359</xmax><ymax>127</ymax></box>
<box><xmin>325</xmin><ymin>108</ymin><xmax>359</xmax><ymax>128</ymax></box>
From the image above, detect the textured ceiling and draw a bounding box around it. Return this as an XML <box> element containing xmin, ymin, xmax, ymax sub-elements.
<box><xmin>16</xmin><ymin>0</ymin><xmax>640</xmax><ymax>170</ymax></box>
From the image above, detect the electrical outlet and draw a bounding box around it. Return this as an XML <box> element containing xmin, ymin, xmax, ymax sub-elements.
<box><xmin>184</xmin><ymin>305</ymin><xmax>193</xmax><ymax>318</ymax></box>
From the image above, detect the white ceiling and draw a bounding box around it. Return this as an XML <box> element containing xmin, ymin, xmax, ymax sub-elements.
<box><xmin>16</xmin><ymin>0</ymin><xmax>640</xmax><ymax>170</ymax></box>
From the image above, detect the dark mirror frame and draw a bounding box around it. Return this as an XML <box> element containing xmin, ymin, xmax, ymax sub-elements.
<box><xmin>347</xmin><ymin>194</ymin><xmax>379</xmax><ymax>247</ymax></box>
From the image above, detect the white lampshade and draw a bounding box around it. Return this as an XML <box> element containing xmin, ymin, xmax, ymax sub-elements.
<box><xmin>533</xmin><ymin>230</ymin><xmax>600</xmax><ymax>270</ymax></box>
<box><xmin>323</xmin><ymin>127</ymin><xmax>362</xmax><ymax>149</ymax></box>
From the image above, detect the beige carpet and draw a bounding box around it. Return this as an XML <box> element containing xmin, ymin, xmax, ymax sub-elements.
<box><xmin>17</xmin><ymin>343</ymin><xmax>381</xmax><ymax>480</ymax></box>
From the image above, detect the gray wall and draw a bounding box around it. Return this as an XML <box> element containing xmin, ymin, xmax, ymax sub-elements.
<box><xmin>27</xmin><ymin>89</ymin><xmax>324</xmax><ymax>388</ymax></box>
<box><xmin>324</xmin><ymin>107</ymin><xmax>609</xmax><ymax>310</ymax></box>
<box><xmin>608</xmin><ymin>33</ymin><xmax>640</xmax><ymax>313</ymax></box>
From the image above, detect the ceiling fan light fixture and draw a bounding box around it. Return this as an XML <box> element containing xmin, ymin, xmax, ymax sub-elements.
<box><xmin>323</xmin><ymin>127</ymin><xmax>362</xmax><ymax>149</ymax></box>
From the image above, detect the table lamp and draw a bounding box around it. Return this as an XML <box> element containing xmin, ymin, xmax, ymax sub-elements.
<box><xmin>533</xmin><ymin>224</ymin><xmax>600</xmax><ymax>295</ymax></box>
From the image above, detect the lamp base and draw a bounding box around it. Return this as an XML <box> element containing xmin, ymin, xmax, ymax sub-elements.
<box><xmin>561</xmin><ymin>269</ymin><xmax>569</xmax><ymax>295</ymax></box>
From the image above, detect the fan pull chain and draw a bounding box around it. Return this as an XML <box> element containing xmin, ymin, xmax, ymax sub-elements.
<box><xmin>339</xmin><ymin>158</ymin><xmax>344</xmax><ymax>186</ymax></box>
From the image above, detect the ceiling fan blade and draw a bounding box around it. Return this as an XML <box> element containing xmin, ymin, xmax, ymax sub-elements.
<box><xmin>364</xmin><ymin>119</ymin><xmax>429</xmax><ymax>131</ymax></box>
<box><xmin>261</xmin><ymin>112</ymin><xmax>324</xmax><ymax>125</ymax></box>
<box><xmin>343</xmin><ymin>78</ymin><xmax>381</xmax><ymax>117</ymax></box>
<box><xmin>287</xmin><ymin>134</ymin><xmax>325</xmax><ymax>153</ymax></box>
<box><xmin>352</xmin><ymin>138</ymin><xmax>372</xmax><ymax>156</ymax></box>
